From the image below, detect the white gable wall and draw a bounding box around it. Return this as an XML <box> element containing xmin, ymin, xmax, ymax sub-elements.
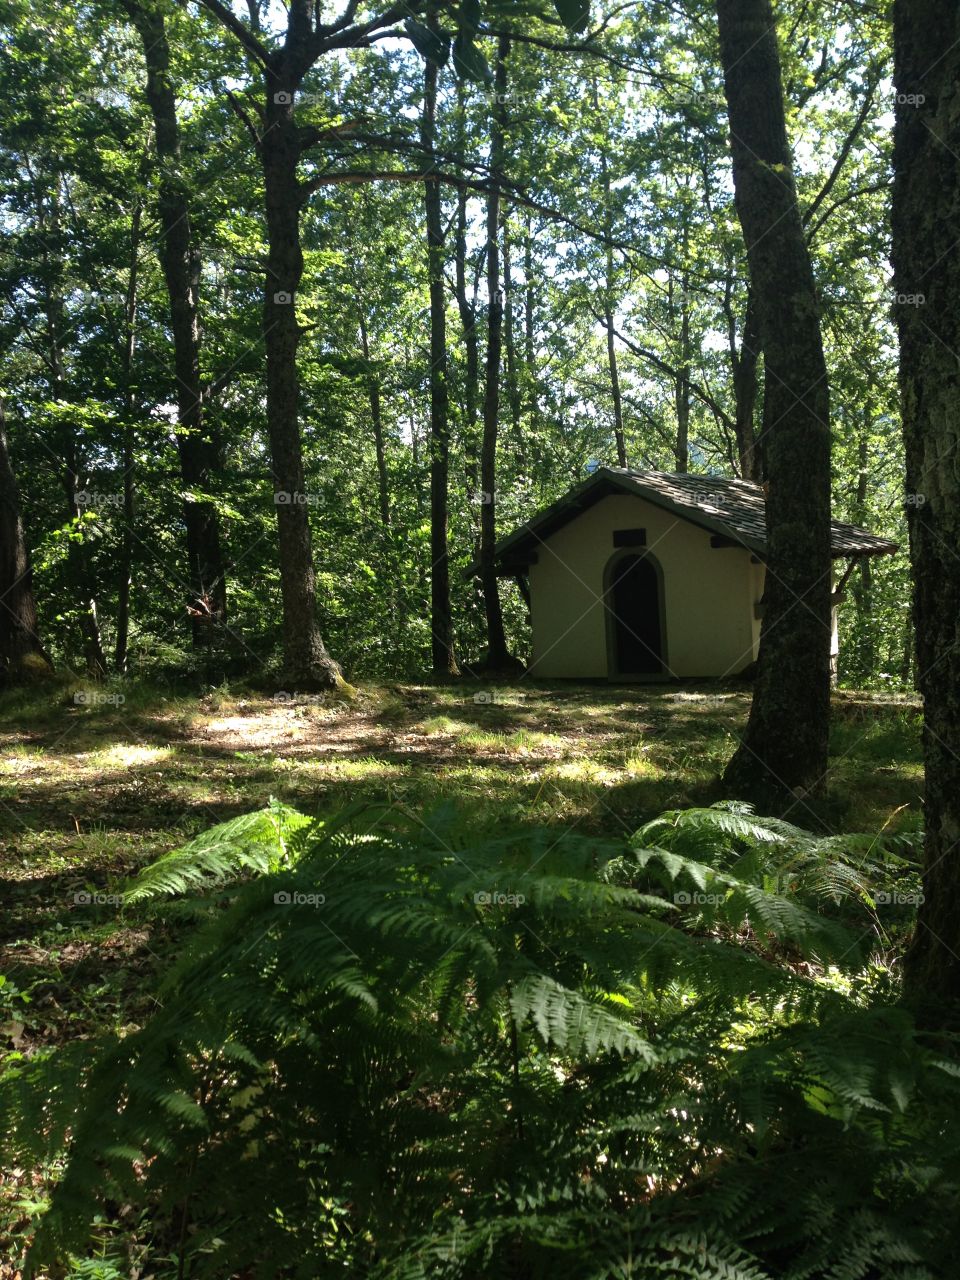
<box><xmin>527</xmin><ymin>494</ymin><xmax>760</xmax><ymax>679</ymax></box>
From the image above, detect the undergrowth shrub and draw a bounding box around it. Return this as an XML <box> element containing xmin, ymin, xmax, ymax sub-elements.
<box><xmin>1</xmin><ymin>803</ymin><xmax>956</xmax><ymax>1279</ymax></box>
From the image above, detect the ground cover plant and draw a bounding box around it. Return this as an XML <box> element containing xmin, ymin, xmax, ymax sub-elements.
<box><xmin>0</xmin><ymin>679</ymin><xmax>934</xmax><ymax>1278</ymax></box>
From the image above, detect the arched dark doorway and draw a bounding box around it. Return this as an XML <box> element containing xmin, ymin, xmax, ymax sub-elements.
<box><xmin>605</xmin><ymin>553</ymin><xmax>664</xmax><ymax>676</ymax></box>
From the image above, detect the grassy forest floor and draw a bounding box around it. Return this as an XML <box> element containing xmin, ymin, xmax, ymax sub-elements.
<box><xmin>0</xmin><ymin>678</ymin><xmax>927</xmax><ymax>1273</ymax></box>
<box><xmin>0</xmin><ymin>678</ymin><xmax>923</xmax><ymax>1071</ymax></box>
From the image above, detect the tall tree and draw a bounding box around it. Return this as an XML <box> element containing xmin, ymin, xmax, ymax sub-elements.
<box><xmin>0</xmin><ymin>401</ymin><xmax>52</xmax><ymax>681</ymax></box>
<box><xmin>477</xmin><ymin>35</ymin><xmax>516</xmax><ymax>672</ymax></box>
<box><xmin>420</xmin><ymin>27</ymin><xmax>458</xmax><ymax>676</ymax></box>
<box><xmin>716</xmin><ymin>0</ymin><xmax>833</xmax><ymax>806</ymax></box>
<box><xmin>892</xmin><ymin>1</ymin><xmax>960</xmax><ymax>1009</ymax></box>
<box><xmin>45</xmin><ymin>184</ymin><xmax>109</xmax><ymax>679</ymax></box>
<box><xmin>724</xmin><ymin>281</ymin><xmax>762</xmax><ymax>482</ymax></box>
<box><xmin>598</xmin><ymin>141</ymin><xmax>626</xmax><ymax>468</ymax></box>
<box><xmin>125</xmin><ymin>0</ymin><xmax>229</xmax><ymax>648</ymax></box>
<box><xmin>114</xmin><ymin>196</ymin><xmax>141</xmax><ymax>673</ymax></box>
<box><xmin>192</xmin><ymin>0</ymin><xmax>408</xmax><ymax>689</ymax></box>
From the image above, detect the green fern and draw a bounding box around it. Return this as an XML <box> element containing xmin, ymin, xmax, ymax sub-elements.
<box><xmin>1</xmin><ymin>803</ymin><xmax>953</xmax><ymax>1280</ymax></box>
<box><xmin>123</xmin><ymin>797</ymin><xmax>313</xmax><ymax>903</ymax></box>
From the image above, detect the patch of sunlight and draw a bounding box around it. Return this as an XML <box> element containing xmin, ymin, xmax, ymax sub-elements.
<box><xmin>458</xmin><ymin>727</ymin><xmax>556</xmax><ymax>754</ymax></box>
<box><xmin>415</xmin><ymin>715</ymin><xmax>472</xmax><ymax>735</ymax></box>
<box><xmin>88</xmin><ymin>744</ymin><xmax>174</xmax><ymax>769</ymax></box>
<box><xmin>333</xmin><ymin>756</ymin><xmax>406</xmax><ymax>780</ymax></box>
<box><xmin>623</xmin><ymin>748</ymin><xmax>664</xmax><ymax>778</ymax></box>
<box><xmin>547</xmin><ymin>759</ymin><xmax>621</xmax><ymax>787</ymax></box>
<box><xmin>432</xmin><ymin>763</ymin><xmax>518</xmax><ymax>790</ymax></box>
<box><xmin>206</xmin><ymin>715</ymin><xmax>263</xmax><ymax>734</ymax></box>
<box><xmin>2</xmin><ymin>746</ymin><xmax>47</xmax><ymax>774</ymax></box>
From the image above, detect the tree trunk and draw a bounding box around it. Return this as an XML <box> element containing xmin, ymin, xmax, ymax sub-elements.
<box><xmin>605</xmin><ymin>318</ymin><xmax>626</xmax><ymax>469</ymax></box>
<box><xmin>523</xmin><ymin>216</ymin><xmax>537</xmax><ymax>428</ymax></box>
<box><xmin>43</xmin><ymin>187</ymin><xmax>107</xmax><ymax>679</ymax></box>
<box><xmin>115</xmin><ymin>199</ymin><xmax>141</xmax><ymax>673</ymax></box>
<box><xmin>129</xmin><ymin>1</ymin><xmax>228</xmax><ymax>647</ymax></box>
<box><xmin>453</xmin><ymin>180</ymin><xmax>485</xmax><ymax>621</ymax></box>
<box><xmin>358</xmin><ymin>312</ymin><xmax>391</xmax><ymax>532</ymax></box>
<box><xmin>849</xmin><ymin>424</ymin><xmax>874</xmax><ymax>678</ymax></box>
<box><xmin>727</xmin><ymin>284</ymin><xmax>762</xmax><ymax>482</ymax></box>
<box><xmin>598</xmin><ymin>147</ymin><xmax>626</xmax><ymax>468</ymax></box>
<box><xmin>502</xmin><ymin>218</ymin><xmax>525</xmax><ymax>472</ymax></box>
<box><xmin>421</xmin><ymin>47</ymin><xmax>458</xmax><ymax>676</ymax></box>
<box><xmin>673</xmin><ymin>272</ymin><xmax>691</xmax><ymax>473</ymax></box>
<box><xmin>892</xmin><ymin>0</ymin><xmax>960</xmax><ymax>1009</ymax></box>
<box><xmin>455</xmin><ymin>182</ymin><xmax>481</xmax><ymax>511</ymax></box>
<box><xmin>261</xmin><ymin>74</ymin><xmax>344</xmax><ymax>690</ymax></box>
<box><xmin>717</xmin><ymin>0</ymin><xmax>833</xmax><ymax>807</ymax></box>
<box><xmin>62</xmin><ymin>443</ymin><xmax>108</xmax><ymax>680</ymax></box>
<box><xmin>0</xmin><ymin>403</ymin><xmax>53</xmax><ymax>682</ymax></box>
<box><xmin>478</xmin><ymin>37</ymin><xmax>516</xmax><ymax>672</ymax></box>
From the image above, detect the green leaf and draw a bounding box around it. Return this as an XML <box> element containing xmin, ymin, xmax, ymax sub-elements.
<box><xmin>460</xmin><ymin>0</ymin><xmax>481</xmax><ymax>36</ymax></box>
<box><xmin>404</xmin><ymin>18</ymin><xmax>450</xmax><ymax>66</ymax></box>
<box><xmin>553</xmin><ymin>0</ymin><xmax>589</xmax><ymax>33</ymax></box>
<box><xmin>452</xmin><ymin>32</ymin><xmax>491</xmax><ymax>84</ymax></box>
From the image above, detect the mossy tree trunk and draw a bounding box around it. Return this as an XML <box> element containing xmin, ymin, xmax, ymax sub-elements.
<box><xmin>892</xmin><ymin>0</ymin><xmax>960</xmax><ymax>1009</ymax></box>
<box><xmin>716</xmin><ymin>0</ymin><xmax>833</xmax><ymax>807</ymax></box>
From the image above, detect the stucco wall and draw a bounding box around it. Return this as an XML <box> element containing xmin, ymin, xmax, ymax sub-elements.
<box><xmin>527</xmin><ymin>494</ymin><xmax>761</xmax><ymax>679</ymax></box>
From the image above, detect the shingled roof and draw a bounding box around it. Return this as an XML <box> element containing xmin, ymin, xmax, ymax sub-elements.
<box><xmin>490</xmin><ymin>468</ymin><xmax>898</xmax><ymax>570</ymax></box>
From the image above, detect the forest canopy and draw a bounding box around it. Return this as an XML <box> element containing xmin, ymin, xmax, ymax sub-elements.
<box><xmin>0</xmin><ymin>0</ymin><xmax>907</xmax><ymax>688</ymax></box>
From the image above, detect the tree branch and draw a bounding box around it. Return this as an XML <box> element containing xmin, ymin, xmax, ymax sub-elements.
<box><xmin>225</xmin><ymin>89</ymin><xmax>262</xmax><ymax>153</ymax></box>
<box><xmin>195</xmin><ymin>0</ymin><xmax>271</xmax><ymax>69</ymax></box>
<box><xmin>802</xmin><ymin>74</ymin><xmax>879</xmax><ymax>228</ymax></box>
<box><xmin>608</xmin><ymin>320</ymin><xmax>735</xmax><ymax>430</ymax></box>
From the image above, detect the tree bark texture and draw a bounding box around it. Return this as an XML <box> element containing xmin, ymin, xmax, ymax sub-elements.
<box><xmin>892</xmin><ymin>0</ymin><xmax>960</xmax><ymax>1008</ymax></box>
<box><xmin>717</xmin><ymin>0</ymin><xmax>833</xmax><ymax>807</ymax></box>
<box><xmin>478</xmin><ymin>36</ymin><xmax>515</xmax><ymax>671</ymax></box>
<box><xmin>0</xmin><ymin>403</ymin><xmax>53</xmax><ymax>681</ymax></box>
<box><xmin>421</xmin><ymin>48</ymin><xmax>458</xmax><ymax>676</ymax></box>
<box><xmin>261</xmin><ymin>41</ymin><xmax>344</xmax><ymax>689</ymax></box>
<box><xmin>129</xmin><ymin>2</ymin><xmax>228</xmax><ymax>646</ymax></box>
